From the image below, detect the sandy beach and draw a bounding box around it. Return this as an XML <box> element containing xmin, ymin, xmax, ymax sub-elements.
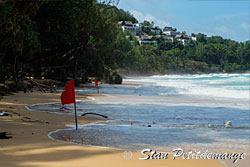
<box><xmin>1</xmin><ymin>0</ymin><xmax>249</xmax><ymax>166</ymax></box>
<box><xmin>0</xmin><ymin>91</ymin><xmax>248</xmax><ymax>167</ymax></box>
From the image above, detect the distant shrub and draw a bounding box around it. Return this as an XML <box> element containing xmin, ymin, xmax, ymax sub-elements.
<box><xmin>109</xmin><ymin>72</ymin><xmax>122</xmax><ymax>84</ymax></box>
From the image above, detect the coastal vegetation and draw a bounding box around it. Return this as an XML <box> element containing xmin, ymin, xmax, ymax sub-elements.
<box><xmin>0</xmin><ymin>0</ymin><xmax>249</xmax><ymax>85</ymax></box>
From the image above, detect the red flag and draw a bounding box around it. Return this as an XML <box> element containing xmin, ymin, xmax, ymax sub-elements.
<box><xmin>95</xmin><ymin>80</ymin><xmax>98</xmax><ymax>87</ymax></box>
<box><xmin>61</xmin><ymin>79</ymin><xmax>75</xmax><ymax>105</ymax></box>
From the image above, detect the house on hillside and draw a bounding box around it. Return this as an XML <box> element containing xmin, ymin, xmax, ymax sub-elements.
<box><xmin>191</xmin><ymin>36</ymin><xmax>197</xmax><ymax>42</ymax></box>
<box><xmin>138</xmin><ymin>35</ymin><xmax>157</xmax><ymax>46</ymax></box>
<box><xmin>163</xmin><ymin>36</ymin><xmax>174</xmax><ymax>43</ymax></box>
<box><xmin>150</xmin><ymin>26</ymin><xmax>161</xmax><ymax>35</ymax></box>
<box><xmin>175</xmin><ymin>34</ymin><xmax>190</xmax><ymax>45</ymax></box>
<box><xmin>118</xmin><ymin>21</ymin><xmax>141</xmax><ymax>36</ymax></box>
<box><xmin>162</xmin><ymin>26</ymin><xmax>180</xmax><ymax>36</ymax></box>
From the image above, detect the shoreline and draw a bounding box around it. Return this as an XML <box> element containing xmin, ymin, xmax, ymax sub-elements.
<box><xmin>121</xmin><ymin>71</ymin><xmax>250</xmax><ymax>78</ymax></box>
<box><xmin>0</xmin><ymin>91</ymin><xmax>249</xmax><ymax>167</ymax></box>
<box><xmin>48</xmin><ymin>93</ymin><xmax>249</xmax><ymax>153</ymax></box>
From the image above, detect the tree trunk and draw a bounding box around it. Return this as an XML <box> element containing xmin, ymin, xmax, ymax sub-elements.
<box><xmin>13</xmin><ymin>55</ymin><xmax>18</xmax><ymax>81</ymax></box>
<box><xmin>74</xmin><ymin>52</ymin><xmax>80</xmax><ymax>86</ymax></box>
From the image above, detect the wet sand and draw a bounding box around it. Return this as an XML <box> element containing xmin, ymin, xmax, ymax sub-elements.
<box><xmin>0</xmin><ymin>91</ymin><xmax>247</xmax><ymax>167</ymax></box>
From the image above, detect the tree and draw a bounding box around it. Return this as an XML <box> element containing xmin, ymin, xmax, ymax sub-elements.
<box><xmin>0</xmin><ymin>1</ymin><xmax>39</xmax><ymax>81</ymax></box>
<box><xmin>196</xmin><ymin>33</ymin><xmax>207</xmax><ymax>43</ymax></box>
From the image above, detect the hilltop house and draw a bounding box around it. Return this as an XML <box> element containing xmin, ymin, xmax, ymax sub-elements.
<box><xmin>118</xmin><ymin>21</ymin><xmax>196</xmax><ymax>46</ymax></box>
<box><xmin>162</xmin><ymin>26</ymin><xmax>180</xmax><ymax>36</ymax></box>
<box><xmin>191</xmin><ymin>36</ymin><xmax>197</xmax><ymax>42</ymax></box>
<box><xmin>138</xmin><ymin>35</ymin><xmax>158</xmax><ymax>46</ymax></box>
<box><xmin>118</xmin><ymin>21</ymin><xmax>141</xmax><ymax>36</ymax></box>
<box><xmin>163</xmin><ymin>36</ymin><xmax>174</xmax><ymax>43</ymax></box>
<box><xmin>175</xmin><ymin>34</ymin><xmax>190</xmax><ymax>45</ymax></box>
<box><xmin>150</xmin><ymin>26</ymin><xmax>161</xmax><ymax>35</ymax></box>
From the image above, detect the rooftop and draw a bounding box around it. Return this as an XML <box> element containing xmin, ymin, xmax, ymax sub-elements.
<box><xmin>163</xmin><ymin>26</ymin><xmax>176</xmax><ymax>32</ymax></box>
<box><xmin>175</xmin><ymin>34</ymin><xmax>189</xmax><ymax>39</ymax></box>
<box><xmin>118</xmin><ymin>21</ymin><xmax>133</xmax><ymax>26</ymax></box>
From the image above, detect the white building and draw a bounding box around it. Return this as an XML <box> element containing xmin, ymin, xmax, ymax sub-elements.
<box><xmin>162</xmin><ymin>26</ymin><xmax>180</xmax><ymax>36</ymax></box>
<box><xmin>118</xmin><ymin>21</ymin><xmax>141</xmax><ymax>36</ymax></box>
<box><xmin>138</xmin><ymin>35</ymin><xmax>157</xmax><ymax>46</ymax></box>
<box><xmin>191</xmin><ymin>36</ymin><xmax>197</xmax><ymax>42</ymax></box>
<box><xmin>175</xmin><ymin>34</ymin><xmax>190</xmax><ymax>45</ymax></box>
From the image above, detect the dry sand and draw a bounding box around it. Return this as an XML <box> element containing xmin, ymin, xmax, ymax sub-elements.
<box><xmin>0</xmin><ymin>91</ymin><xmax>245</xmax><ymax>167</ymax></box>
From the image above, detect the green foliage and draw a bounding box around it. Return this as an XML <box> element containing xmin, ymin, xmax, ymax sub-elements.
<box><xmin>109</xmin><ymin>71</ymin><xmax>123</xmax><ymax>84</ymax></box>
<box><xmin>122</xmin><ymin>35</ymin><xmax>250</xmax><ymax>74</ymax></box>
<box><xmin>0</xmin><ymin>0</ymin><xmax>249</xmax><ymax>84</ymax></box>
<box><xmin>141</xmin><ymin>20</ymin><xmax>153</xmax><ymax>27</ymax></box>
<box><xmin>0</xmin><ymin>1</ymin><xmax>40</xmax><ymax>81</ymax></box>
<box><xmin>196</xmin><ymin>33</ymin><xmax>207</xmax><ymax>43</ymax></box>
<box><xmin>141</xmin><ymin>20</ymin><xmax>157</xmax><ymax>35</ymax></box>
<box><xmin>115</xmin><ymin>8</ymin><xmax>137</xmax><ymax>23</ymax></box>
<box><xmin>0</xmin><ymin>0</ymin><xmax>127</xmax><ymax>82</ymax></box>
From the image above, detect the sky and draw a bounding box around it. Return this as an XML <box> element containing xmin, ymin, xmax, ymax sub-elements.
<box><xmin>117</xmin><ymin>0</ymin><xmax>250</xmax><ymax>42</ymax></box>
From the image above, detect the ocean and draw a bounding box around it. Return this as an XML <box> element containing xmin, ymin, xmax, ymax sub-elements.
<box><xmin>27</xmin><ymin>73</ymin><xmax>250</xmax><ymax>152</ymax></box>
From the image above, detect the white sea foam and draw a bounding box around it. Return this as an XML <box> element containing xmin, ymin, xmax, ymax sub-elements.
<box><xmin>156</xmin><ymin>81</ymin><xmax>249</xmax><ymax>99</ymax></box>
<box><xmin>125</xmin><ymin>73</ymin><xmax>250</xmax><ymax>100</ymax></box>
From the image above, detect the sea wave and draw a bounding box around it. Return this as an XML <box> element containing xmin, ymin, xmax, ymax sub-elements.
<box><xmin>125</xmin><ymin>73</ymin><xmax>250</xmax><ymax>99</ymax></box>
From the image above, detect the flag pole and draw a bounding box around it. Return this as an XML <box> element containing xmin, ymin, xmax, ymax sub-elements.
<box><xmin>74</xmin><ymin>102</ymin><xmax>78</xmax><ymax>130</ymax></box>
<box><xmin>97</xmin><ymin>86</ymin><xmax>99</xmax><ymax>94</ymax></box>
<box><xmin>74</xmin><ymin>79</ymin><xmax>78</xmax><ymax>130</ymax></box>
